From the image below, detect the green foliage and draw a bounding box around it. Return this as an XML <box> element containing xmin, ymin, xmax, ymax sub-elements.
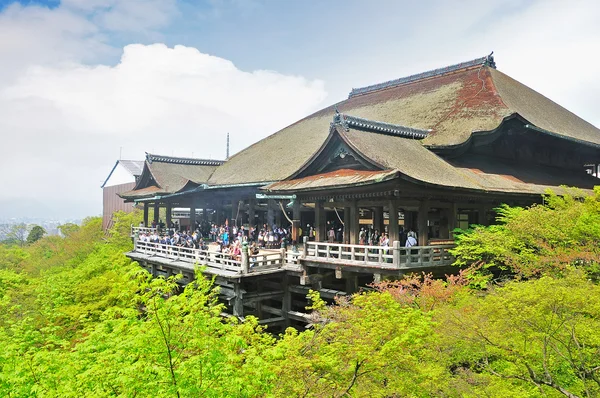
<box><xmin>451</xmin><ymin>188</ymin><xmax>600</xmax><ymax>278</ymax></box>
<box><xmin>1</xmin><ymin>195</ymin><xmax>599</xmax><ymax>397</ymax></box>
<box><xmin>2</xmin><ymin>223</ymin><xmax>29</xmax><ymax>246</ymax></box>
<box><xmin>58</xmin><ymin>222</ymin><xmax>79</xmax><ymax>238</ymax></box>
<box><xmin>26</xmin><ymin>225</ymin><xmax>46</xmax><ymax>245</ymax></box>
<box><xmin>438</xmin><ymin>270</ymin><xmax>600</xmax><ymax>397</ymax></box>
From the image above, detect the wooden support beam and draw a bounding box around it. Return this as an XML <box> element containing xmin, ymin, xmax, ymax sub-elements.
<box><xmin>267</xmin><ymin>199</ymin><xmax>275</xmax><ymax>228</ymax></box>
<box><xmin>233</xmin><ymin>282</ymin><xmax>243</xmax><ymax>318</ymax></box>
<box><xmin>165</xmin><ymin>203</ymin><xmax>172</xmax><ymax>227</ymax></box>
<box><xmin>153</xmin><ymin>202</ymin><xmax>159</xmax><ymax>224</ymax></box>
<box><xmin>448</xmin><ymin>202</ymin><xmax>458</xmax><ymax>239</ymax></box>
<box><xmin>189</xmin><ymin>204</ymin><xmax>196</xmax><ymax>231</ymax></box>
<box><xmin>343</xmin><ymin>206</ymin><xmax>351</xmax><ymax>243</ymax></box>
<box><xmin>282</xmin><ymin>274</ymin><xmax>291</xmax><ymax>327</ymax></box>
<box><xmin>349</xmin><ymin>200</ymin><xmax>359</xmax><ymax>244</ymax></box>
<box><xmin>345</xmin><ymin>274</ymin><xmax>358</xmax><ymax>294</ymax></box>
<box><xmin>418</xmin><ymin>200</ymin><xmax>429</xmax><ymax>246</ymax></box>
<box><xmin>388</xmin><ymin>200</ymin><xmax>399</xmax><ymax>243</ymax></box>
<box><xmin>143</xmin><ymin>202</ymin><xmax>149</xmax><ymax>227</ymax></box>
<box><xmin>315</xmin><ymin>201</ymin><xmax>326</xmax><ymax>242</ymax></box>
<box><xmin>248</xmin><ymin>198</ymin><xmax>256</xmax><ymax>228</ymax></box>
<box><xmin>373</xmin><ymin>206</ymin><xmax>384</xmax><ymax>233</ymax></box>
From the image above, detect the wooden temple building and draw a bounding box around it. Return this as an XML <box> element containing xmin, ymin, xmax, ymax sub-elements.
<box><xmin>121</xmin><ymin>54</ymin><xmax>600</xmax><ymax>329</ymax></box>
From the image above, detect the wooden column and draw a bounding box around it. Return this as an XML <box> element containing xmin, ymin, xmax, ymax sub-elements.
<box><xmin>349</xmin><ymin>201</ymin><xmax>359</xmax><ymax>244</ymax></box>
<box><xmin>215</xmin><ymin>207</ymin><xmax>222</xmax><ymax>225</ymax></box>
<box><xmin>343</xmin><ymin>205</ymin><xmax>351</xmax><ymax>243</ymax></box>
<box><xmin>281</xmin><ymin>274</ymin><xmax>291</xmax><ymax>327</ymax></box>
<box><xmin>291</xmin><ymin>199</ymin><xmax>302</xmax><ymax>242</ymax></box>
<box><xmin>267</xmin><ymin>199</ymin><xmax>275</xmax><ymax>228</ymax></box>
<box><xmin>231</xmin><ymin>198</ymin><xmax>238</xmax><ymax>227</ymax></box>
<box><xmin>153</xmin><ymin>202</ymin><xmax>159</xmax><ymax>224</ymax></box>
<box><xmin>345</xmin><ymin>274</ymin><xmax>358</xmax><ymax>294</ymax></box>
<box><xmin>233</xmin><ymin>282</ymin><xmax>243</xmax><ymax>318</ymax></box>
<box><xmin>418</xmin><ymin>200</ymin><xmax>429</xmax><ymax>246</ymax></box>
<box><xmin>189</xmin><ymin>204</ymin><xmax>196</xmax><ymax>231</ymax></box>
<box><xmin>448</xmin><ymin>202</ymin><xmax>458</xmax><ymax>239</ymax></box>
<box><xmin>143</xmin><ymin>202</ymin><xmax>149</xmax><ymax>226</ymax></box>
<box><xmin>388</xmin><ymin>200</ymin><xmax>399</xmax><ymax>243</ymax></box>
<box><xmin>477</xmin><ymin>204</ymin><xmax>488</xmax><ymax>226</ymax></box>
<box><xmin>373</xmin><ymin>206</ymin><xmax>384</xmax><ymax>233</ymax></box>
<box><xmin>166</xmin><ymin>203</ymin><xmax>172</xmax><ymax>227</ymax></box>
<box><xmin>315</xmin><ymin>201</ymin><xmax>326</xmax><ymax>242</ymax></box>
<box><xmin>248</xmin><ymin>199</ymin><xmax>255</xmax><ymax>228</ymax></box>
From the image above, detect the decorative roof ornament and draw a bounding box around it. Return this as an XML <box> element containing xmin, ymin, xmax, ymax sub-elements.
<box><xmin>146</xmin><ymin>153</ymin><xmax>225</xmax><ymax>166</ymax></box>
<box><xmin>348</xmin><ymin>52</ymin><xmax>497</xmax><ymax>98</ymax></box>
<box><xmin>331</xmin><ymin>113</ymin><xmax>430</xmax><ymax>139</ymax></box>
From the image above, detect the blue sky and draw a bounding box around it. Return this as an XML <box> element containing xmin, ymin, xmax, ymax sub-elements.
<box><xmin>0</xmin><ymin>0</ymin><xmax>599</xmax><ymax>219</ymax></box>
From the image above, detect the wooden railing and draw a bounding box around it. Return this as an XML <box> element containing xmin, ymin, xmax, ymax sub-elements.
<box><xmin>131</xmin><ymin>226</ymin><xmax>159</xmax><ymax>236</ymax></box>
<box><xmin>134</xmin><ymin>238</ymin><xmax>454</xmax><ymax>275</ymax></box>
<box><xmin>304</xmin><ymin>241</ymin><xmax>454</xmax><ymax>269</ymax></box>
<box><xmin>135</xmin><ymin>240</ymin><xmax>242</xmax><ymax>273</ymax></box>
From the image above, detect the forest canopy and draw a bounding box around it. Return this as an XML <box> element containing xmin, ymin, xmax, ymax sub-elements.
<box><xmin>0</xmin><ymin>188</ymin><xmax>599</xmax><ymax>397</ymax></box>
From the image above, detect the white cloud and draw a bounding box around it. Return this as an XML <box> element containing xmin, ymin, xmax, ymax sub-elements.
<box><xmin>0</xmin><ymin>43</ymin><xmax>327</xmax><ymax>218</ymax></box>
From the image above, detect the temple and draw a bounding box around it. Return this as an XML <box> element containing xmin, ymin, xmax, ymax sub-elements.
<box><xmin>121</xmin><ymin>54</ymin><xmax>600</xmax><ymax>329</ymax></box>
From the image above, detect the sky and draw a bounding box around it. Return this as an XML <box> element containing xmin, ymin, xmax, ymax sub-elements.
<box><xmin>0</xmin><ymin>0</ymin><xmax>599</xmax><ymax>220</ymax></box>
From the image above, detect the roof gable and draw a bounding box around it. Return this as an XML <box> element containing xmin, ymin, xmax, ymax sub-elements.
<box><xmin>101</xmin><ymin>159</ymin><xmax>144</xmax><ymax>188</ymax></box>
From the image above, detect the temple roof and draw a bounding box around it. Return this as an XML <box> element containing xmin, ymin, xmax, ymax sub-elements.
<box><xmin>264</xmin><ymin>123</ymin><xmax>599</xmax><ymax>195</ymax></box>
<box><xmin>101</xmin><ymin>159</ymin><xmax>144</xmax><ymax>188</ymax></box>
<box><xmin>119</xmin><ymin>153</ymin><xmax>224</xmax><ymax>200</ymax></box>
<box><xmin>208</xmin><ymin>54</ymin><xmax>600</xmax><ymax>186</ymax></box>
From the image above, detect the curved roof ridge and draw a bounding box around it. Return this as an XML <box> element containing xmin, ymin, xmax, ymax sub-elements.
<box><xmin>333</xmin><ymin>111</ymin><xmax>430</xmax><ymax>139</ymax></box>
<box><xmin>349</xmin><ymin>53</ymin><xmax>496</xmax><ymax>98</ymax></box>
<box><xmin>146</xmin><ymin>153</ymin><xmax>225</xmax><ymax>166</ymax></box>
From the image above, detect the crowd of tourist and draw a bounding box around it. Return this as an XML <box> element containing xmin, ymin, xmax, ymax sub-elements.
<box><xmin>138</xmin><ymin>219</ymin><xmax>420</xmax><ymax>256</ymax></box>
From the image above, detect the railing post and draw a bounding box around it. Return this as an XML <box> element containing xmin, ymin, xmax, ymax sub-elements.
<box><xmin>301</xmin><ymin>236</ymin><xmax>308</xmax><ymax>259</ymax></box>
<box><xmin>393</xmin><ymin>241</ymin><xmax>401</xmax><ymax>268</ymax></box>
<box><xmin>241</xmin><ymin>241</ymin><xmax>249</xmax><ymax>274</ymax></box>
<box><xmin>280</xmin><ymin>247</ymin><xmax>286</xmax><ymax>267</ymax></box>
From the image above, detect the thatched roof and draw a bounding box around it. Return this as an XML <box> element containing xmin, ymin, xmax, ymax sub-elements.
<box><xmin>209</xmin><ymin>56</ymin><xmax>600</xmax><ymax>186</ymax></box>
<box><xmin>264</xmin><ymin>123</ymin><xmax>599</xmax><ymax>195</ymax></box>
<box><xmin>119</xmin><ymin>154</ymin><xmax>224</xmax><ymax>200</ymax></box>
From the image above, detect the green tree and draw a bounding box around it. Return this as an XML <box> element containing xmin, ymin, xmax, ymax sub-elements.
<box><xmin>438</xmin><ymin>270</ymin><xmax>600</xmax><ymax>397</ymax></box>
<box><xmin>58</xmin><ymin>222</ymin><xmax>79</xmax><ymax>237</ymax></box>
<box><xmin>451</xmin><ymin>187</ymin><xmax>600</xmax><ymax>279</ymax></box>
<box><xmin>26</xmin><ymin>225</ymin><xmax>46</xmax><ymax>245</ymax></box>
<box><xmin>2</xmin><ymin>223</ymin><xmax>28</xmax><ymax>246</ymax></box>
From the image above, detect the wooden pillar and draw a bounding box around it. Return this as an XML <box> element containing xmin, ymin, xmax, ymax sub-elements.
<box><xmin>343</xmin><ymin>205</ymin><xmax>351</xmax><ymax>243</ymax></box>
<box><xmin>345</xmin><ymin>274</ymin><xmax>358</xmax><ymax>294</ymax></box>
<box><xmin>215</xmin><ymin>207</ymin><xmax>222</xmax><ymax>226</ymax></box>
<box><xmin>373</xmin><ymin>206</ymin><xmax>384</xmax><ymax>233</ymax></box>
<box><xmin>153</xmin><ymin>202</ymin><xmax>159</xmax><ymax>224</ymax></box>
<box><xmin>248</xmin><ymin>199</ymin><xmax>255</xmax><ymax>228</ymax></box>
<box><xmin>231</xmin><ymin>198</ymin><xmax>238</xmax><ymax>227</ymax></box>
<box><xmin>291</xmin><ymin>199</ymin><xmax>302</xmax><ymax>242</ymax></box>
<box><xmin>267</xmin><ymin>199</ymin><xmax>275</xmax><ymax>228</ymax></box>
<box><xmin>477</xmin><ymin>204</ymin><xmax>488</xmax><ymax>226</ymax></box>
<box><xmin>143</xmin><ymin>202</ymin><xmax>149</xmax><ymax>226</ymax></box>
<box><xmin>448</xmin><ymin>202</ymin><xmax>458</xmax><ymax>239</ymax></box>
<box><xmin>282</xmin><ymin>274</ymin><xmax>291</xmax><ymax>327</ymax></box>
<box><xmin>388</xmin><ymin>200</ymin><xmax>399</xmax><ymax>243</ymax></box>
<box><xmin>349</xmin><ymin>201</ymin><xmax>359</xmax><ymax>244</ymax></box>
<box><xmin>166</xmin><ymin>203</ymin><xmax>172</xmax><ymax>227</ymax></box>
<box><xmin>189</xmin><ymin>204</ymin><xmax>196</xmax><ymax>231</ymax></box>
<box><xmin>418</xmin><ymin>200</ymin><xmax>429</xmax><ymax>246</ymax></box>
<box><xmin>233</xmin><ymin>282</ymin><xmax>243</xmax><ymax>318</ymax></box>
<box><xmin>315</xmin><ymin>201</ymin><xmax>326</xmax><ymax>242</ymax></box>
